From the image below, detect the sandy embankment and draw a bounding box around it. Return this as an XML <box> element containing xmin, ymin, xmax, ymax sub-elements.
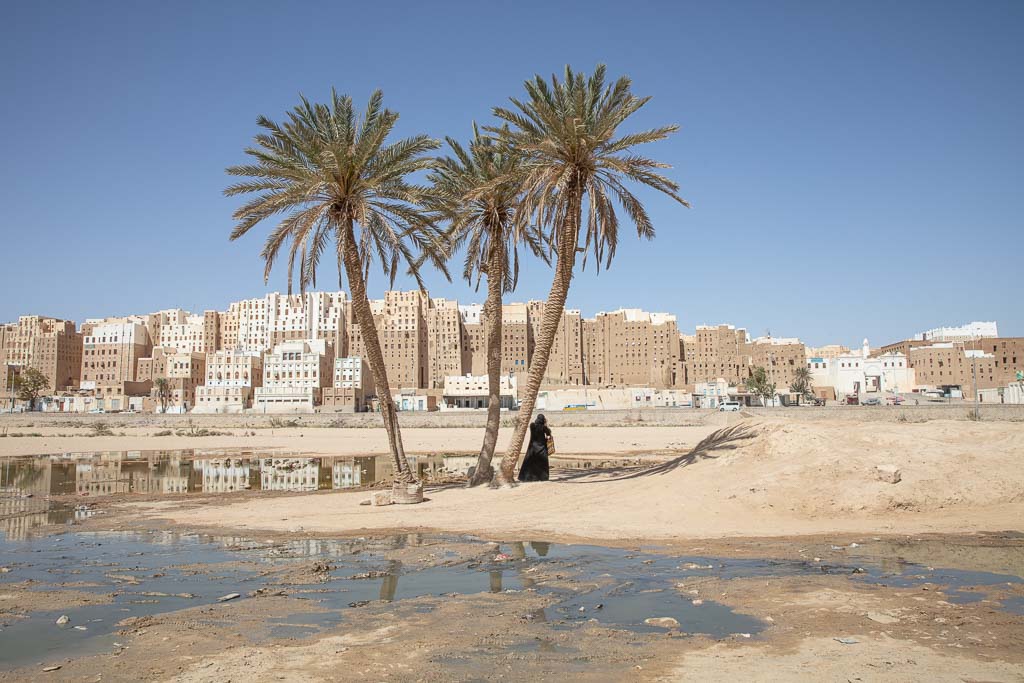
<box><xmin>0</xmin><ymin>423</ymin><xmax>720</xmax><ymax>458</ymax></box>
<box><xmin>137</xmin><ymin>416</ymin><xmax>1024</xmax><ymax>541</ymax></box>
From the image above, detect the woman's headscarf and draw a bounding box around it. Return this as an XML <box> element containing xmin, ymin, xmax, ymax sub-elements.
<box><xmin>535</xmin><ymin>413</ymin><xmax>546</xmax><ymax>426</ymax></box>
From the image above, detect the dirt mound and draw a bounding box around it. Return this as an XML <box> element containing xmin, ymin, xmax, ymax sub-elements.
<box><xmin>697</xmin><ymin>419</ymin><xmax>1024</xmax><ymax>517</ymax></box>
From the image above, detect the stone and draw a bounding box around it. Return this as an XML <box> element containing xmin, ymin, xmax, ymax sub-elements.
<box><xmin>875</xmin><ymin>465</ymin><xmax>902</xmax><ymax>484</ymax></box>
<box><xmin>217</xmin><ymin>593</ymin><xmax>241</xmax><ymax>602</ymax></box>
<box><xmin>370</xmin><ymin>491</ymin><xmax>393</xmax><ymax>507</ymax></box>
<box><xmin>644</xmin><ymin>617</ymin><xmax>680</xmax><ymax>628</ymax></box>
<box><xmin>55</xmin><ymin>615</ymin><xmax>70</xmax><ymax>625</ymax></box>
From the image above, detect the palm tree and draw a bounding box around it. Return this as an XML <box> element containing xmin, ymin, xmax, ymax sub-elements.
<box><xmin>491</xmin><ymin>65</ymin><xmax>689</xmax><ymax>484</ymax></box>
<box><xmin>154</xmin><ymin>376</ymin><xmax>171</xmax><ymax>413</ymax></box>
<box><xmin>428</xmin><ymin>125</ymin><xmax>547</xmax><ymax>487</ymax></box>
<box><xmin>225</xmin><ymin>90</ymin><xmax>445</xmax><ymax>488</ymax></box>
<box><xmin>790</xmin><ymin>366</ymin><xmax>813</xmax><ymax>399</ymax></box>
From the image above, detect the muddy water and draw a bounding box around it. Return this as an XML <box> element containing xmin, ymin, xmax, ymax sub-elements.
<box><xmin>2</xmin><ymin>527</ymin><xmax>1023</xmax><ymax>671</ymax></box>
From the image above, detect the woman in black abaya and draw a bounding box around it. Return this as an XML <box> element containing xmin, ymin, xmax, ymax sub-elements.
<box><xmin>517</xmin><ymin>413</ymin><xmax>551</xmax><ymax>482</ymax></box>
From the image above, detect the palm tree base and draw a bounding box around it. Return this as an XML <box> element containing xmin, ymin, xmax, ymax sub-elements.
<box><xmin>391</xmin><ymin>481</ymin><xmax>424</xmax><ymax>504</ymax></box>
<box><xmin>466</xmin><ymin>464</ymin><xmax>495</xmax><ymax>488</ymax></box>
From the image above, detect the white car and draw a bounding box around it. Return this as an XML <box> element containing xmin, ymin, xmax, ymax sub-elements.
<box><xmin>718</xmin><ymin>401</ymin><xmax>742</xmax><ymax>412</ymax></box>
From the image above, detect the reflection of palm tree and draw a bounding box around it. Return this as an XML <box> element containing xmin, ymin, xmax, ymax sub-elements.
<box><xmin>510</xmin><ymin>542</ymin><xmax>527</xmax><ymax>560</ymax></box>
<box><xmin>530</xmin><ymin>541</ymin><xmax>551</xmax><ymax>557</ymax></box>
<box><xmin>379</xmin><ymin>561</ymin><xmax>401</xmax><ymax>601</ymax></box>
<box><xmin>489</xmin><ymin>571</ymin><xmax>503</xmax><ymax>593</ymax></box>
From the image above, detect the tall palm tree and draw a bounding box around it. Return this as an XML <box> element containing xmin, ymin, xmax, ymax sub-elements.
<box><xmin>428</xmin><ymin>125</ymin><xmax>547</xmax><ymax>487</ymax></box>
<box><xmin>491</xmin><ymin>65</ymin><xmax>689</xmax><ymax>484</ymax></box>
<box><xmin>225</xmin><ymin>90</ymin><xmax>445</xmax><ymax>486</ymax></box>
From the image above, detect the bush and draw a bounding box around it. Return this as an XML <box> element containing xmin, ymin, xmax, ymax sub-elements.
<box><xmin>269</xmin><ymin>417</ymin><xmax>300</xmax><ymax>428</ymax></box>
<box><xmin>90</xmin><ymin>422</ymin><xmax>114</xmax><ymax>436</ymax></box>
<box><xmin>153</xmin><ymin>429</ymin><xmax>173</xmax><ymax>436</ymax></box>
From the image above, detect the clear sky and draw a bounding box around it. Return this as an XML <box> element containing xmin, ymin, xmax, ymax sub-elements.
<box><xmin>2</xmin><ymin>1</ymin><xmax>1021</xmax><ymax>347</ymax></box>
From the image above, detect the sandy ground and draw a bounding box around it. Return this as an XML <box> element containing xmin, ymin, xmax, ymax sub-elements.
<box><xmin>0</xmin><ymin>424</ymin><xmax>717</xmax><ymax>458</ymax></box>
<box><xmin>133</xmin><ymin>416</ymin><xmax>1024</xmax><ymax>541</ymax></box>
<box><xmin>4</xmin><ymin>414</ymin><xmax>1024</xmax><ymax>681</ymax></box>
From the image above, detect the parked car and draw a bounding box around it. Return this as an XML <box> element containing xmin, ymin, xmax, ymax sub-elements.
<box><xmin>862</xmin><ymin>397</ymin><xmax>881</xmax><ymax>406</ymax></box>
<box><xmin>718</xmin><ymin>401</ymin><xmax>742</xmax><ymax>412</ymax></box>
<box><xmin>845</xmin><ymin>395</ymin><xmax>860</xmax><ymax>405</ymax></box>
<box><xmin>885</xmin><ymin>396</ymin><xmax>903</xmax><ymax>405</ymax></box>
<box><xmin>88</xmin><ymin>408</ymin><xmax>105</xmax><ymax>414</ymax></box>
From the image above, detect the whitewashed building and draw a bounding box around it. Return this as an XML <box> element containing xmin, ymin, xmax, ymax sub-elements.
<box><xmin>808</xmin><ymin>339</ymin><xmax>915</xmax><ymax>396</ymax></box>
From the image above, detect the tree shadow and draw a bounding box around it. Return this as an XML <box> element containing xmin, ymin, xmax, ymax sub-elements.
<box><xmin>556</xmin><ymin>423</ymin><xmax>760</xmax><ymax>484</ymax></box>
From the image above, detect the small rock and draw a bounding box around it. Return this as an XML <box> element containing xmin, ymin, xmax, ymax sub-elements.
<box><xmin>370</xmin><ymin>491</ymin><xmax>393</xmax><ymax>507</ymax></box>
<box><xmin>56</xmin><ymin>615</ymin><xmax>70</xmax><ymax>625</ymax></box>
<box><xmin>852</xmin><ymin>567</ymin><xmax>866</xmax><ymax>574</ymax></box>
<box><xmin>578</xmin><ymin>606</ymin><xmax>586</xmax><ymax>612</ymax></box>
<box><xmin>834</xmin><ymin>637</ymin><xmax>859</xmax><ymax>645</ymax></box>
<box><xmin>691</xmin><ymin>599</ymin><xmax>704</xmax><ymax>606</ymax></box>
<box><xmin>42</xmin><ymin>665</ymin><xmax>62</xmax><ymax>672</ymax></box>
<box><xmin>866</xmin><ymin>611</ymin><xmax>899</xmax><ymax>624</ymax></box>
<box><xmin>875</xmin><ymin>464</ymin><xmax>902</xmax><ymax>484</ymax></box>
<box><xmin>644</xmin><ymin>617</ymin><xmax>679</xmax><ymax>628</ymax></box>
<box><xmin>217</xmin><ymin>593</ymin><xmax>241</xmax><ymax>602</ymax></box>
<box><xmin>73</xmin><ymin>625</ymin><xmax>88</xmax><ymax>631</ymax></box>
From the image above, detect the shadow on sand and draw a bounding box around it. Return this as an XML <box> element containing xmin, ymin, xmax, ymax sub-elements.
<box><xmin>556</xmin><ymin>423</ymin><xmax>759</xmax><ymax>484</ymax></box>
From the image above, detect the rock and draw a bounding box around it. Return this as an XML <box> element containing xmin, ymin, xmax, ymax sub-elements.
<box><xmin>73</xmin><ymin>625</ymin><xmax>88</xmax><ymax>631</ymax></box>
<box><xmin>866</xmin><ymin>611</ymin><xmax>899</xmax><ymax>624</ymax></box>
<box><xmin>56</xmin><ymin>615</ymin><xmax>70</xmax><ymax>625</ymax></box>
<box><xmin>875</xmin><ymin>464</ymin><xmax>902</xmax><ymax>484</ymax></box>
<box><xmin>833</xmin><ymin>637</ymin><xmax>859</xmax><ymax>645</ymax></box>
<box><xmin>370</xmin><ymin>491</ymin><xmax>393</xmax><ymax>507</ymax></box>
<box><xmin>42</xmin><ymin>665</ymin><xmax>62</xmax><ymax>672</ymax></box>
<box><xmin>217</xmin><ymin>593</ymin><xmax>241</xmax><ymax>602</ymax></box>
<box><xmin>691</xmin><ymin>599</ymin><xmax>704</xmax><ymax>606</ymax></box>
<box><xmin>644</xmin><ymin>617</ymin><xmax>680</xmax><ymax>628</ymax></box>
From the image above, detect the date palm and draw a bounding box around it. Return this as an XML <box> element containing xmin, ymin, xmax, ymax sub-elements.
<box><xmin>491</xmin><ymin>65</ymin><xmax>689</xmax><ymax>484</ymax></box>
<box><xmin>225</xmin><ymin>90</ymin><xmax>445</xmax><ymax>486</ymax></box>
<box><xmin>429</xmin><ymin>125</ymin><xmax>546</xmax><ymax>487</ymax></box>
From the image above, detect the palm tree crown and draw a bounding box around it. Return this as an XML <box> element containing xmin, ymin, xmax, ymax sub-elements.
<box><xmin>225</xmin><ymin>89</ymin><xmax>445</xmax><ymax>292</ymax></box>
<box><xmin>492</xmin><ymin>64</ymin><xmax>689</xmax><ymax>270</ymax></box>
<box><xmin>429</xmin><ymin>124</ymin><xmax>546</xmax><ymax>292</ymax></box>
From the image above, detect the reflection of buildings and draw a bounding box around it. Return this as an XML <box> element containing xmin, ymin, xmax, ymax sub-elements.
<box><xmin>194</xmin><ymin>458</ymin><xmax>254</xmax><ymax>493</ymax></box>
<box><xmin>331</xmin><ymin>457</ymin><xmax>376</xmax><ymax>489</ymax></box>
<box><xmin>259</xmin><ymin>458</ymin><xmax>322</xmax><ymax>492</ymax></box>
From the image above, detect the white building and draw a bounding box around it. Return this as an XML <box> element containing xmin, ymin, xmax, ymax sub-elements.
<box><xmin>442</xmin><ymin>373</ymin><xmax>518</xmax><ymax>410</ymax></box>
<box><xmin>253</xmin><ymin>339</ymin><xmax>330</xmax><ymax>413</ymax></box>
<box><xmin>693</xmin><ymin>378</ymin><xmax>732</xmax><ymax>408</ymax></box>
<box><xmin>458</xmin><ymin>304</ymin><xmax>483</xmax><ymax>326</ymax></box>
<box><xmin>914</xmin><ymin>321</ymin><xmax>998</xmax><ymax>343</ymax></box>
<box><xmin>194</xmin><ymin>350</ymin><xmax>263</xmax><ymax>414</ymax></box>
<box><xmin>808</xmin><ymin>339</ymin><xmax>915</xmax><ymax>396</ymax></box>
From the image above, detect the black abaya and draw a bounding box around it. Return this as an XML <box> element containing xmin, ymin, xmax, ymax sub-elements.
<box><xmin>517</xmin><ymin>421</ymin><xmax>551</xmax><ymax>482</ymax></box>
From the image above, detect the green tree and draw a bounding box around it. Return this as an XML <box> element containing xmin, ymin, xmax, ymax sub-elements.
<box><xmin>13</xmin><ymin>367</ymin><xmax>50</xmax><ymax>411</ymax></box>
<box><xmin>789</xmin><ymin>366</ymin><xmax>813</xmax><ymax>399</ymax></box>
<box><xmin>225</xmin><ymin>90</ymin><xmax>447</xmax><ymax>487</ymax></box>
<box><xmin>747</xmin><ymin>366</ymin><xmax>777</xmax><ymax>407</ymax></box>
<box><xmin>154</xmin><ymin>377</ymin><xmax>172</xmax><ymax>413</ymax></box>
<box><xmin>429</xmin><ymin>125</ymin><xmax>547</xmax><ymax>487</ymax></box>
<box><xmin>491</xmin><ymin>65</ymin><xmax>689</xmax><ymax>484</ymax></box>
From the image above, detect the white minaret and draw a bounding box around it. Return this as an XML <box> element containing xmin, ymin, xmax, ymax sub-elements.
<box><xmin>862</xmin><ymin>338</ymin><xmax>870</xmax><ymax>359</ymax></box>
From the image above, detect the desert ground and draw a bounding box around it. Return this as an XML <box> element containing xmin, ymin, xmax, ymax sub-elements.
<box><xmin>1</xmin><ymin>409</ymin><xmax>1022</xmax><ymax>681</ymax></box>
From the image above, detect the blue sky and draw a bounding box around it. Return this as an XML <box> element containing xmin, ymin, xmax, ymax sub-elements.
<box><xmin>2</xmin><ymin>1</ymin><xmax>1021</xmax><ymax>347</ymax></box>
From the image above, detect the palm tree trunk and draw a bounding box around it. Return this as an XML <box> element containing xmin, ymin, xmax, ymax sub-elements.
<box><xmin>340</xmin><ymin>221</ymin><xmax>415</xmax><ymax>484</ymax></box>
<box><xmin>467</xmin><ymin>240</ymin><xmax>505</xmax><ymax>487</ymax></box>
<box><xmin>496</xmin><ymin>188</ymin><xmax>582</xmax><ymax>485</ymax></box>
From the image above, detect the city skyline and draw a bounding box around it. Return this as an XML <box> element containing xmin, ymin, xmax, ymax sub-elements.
<box><xmin>2</xmin><ymin>2</ymin><xmax>1022</xmax><ymax>347</ymax></box>
<box><xmin>0</xmin><ymin>285</ymin><xmax>1010</xmax><ymax>352</ymax></box>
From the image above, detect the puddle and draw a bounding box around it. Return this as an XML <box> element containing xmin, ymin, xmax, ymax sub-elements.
<box><xmin>1</xmin><ymin>529</ymin><xmax>1022</xmax><ymax>670</ymax></box>
<box><xmin>0</xmin><ymin>450</ymin><xmax>629</xmax><ymax>539</ymax></box>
